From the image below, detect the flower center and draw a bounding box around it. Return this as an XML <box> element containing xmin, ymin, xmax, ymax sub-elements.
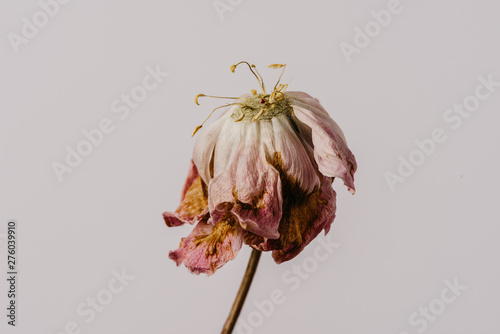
<box><xmin>192</xmin><ymin>62</ymin><xmax>291</xmax><ymax>135</ymax></box>
<box><xmin>231</xmin><ymin>93</ymin><xmax>292</xmax><ymax>122</ymax></box>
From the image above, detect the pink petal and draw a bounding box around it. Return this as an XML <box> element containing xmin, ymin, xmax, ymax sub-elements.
<box><xmin>271</xmin><ymin>176</ymin><xmax>337</xmax><ymax>263</ymax></box>
<box><xmin>169</xmin><ymin>214</ymin><xmax>244</xmax><ymax>276</ymax></box>
<box><xmin>285</xmin><ymin>92</ymin><xmax>334</xmax><ymax>118</ymax></box>
<box><xmin>208</xmin><ymin>120</ymin><xmax>282</xmax><ymax>239</ymax></box>
<box><xmin>180</xmin><ymin>160</ymin><xmax>200</xmax><ymax>201</ymax></box>
<box><xmin>163</xmin><ymin>160</ymin><xmax>208</xmax><ymax>227</ymax></box>
<box><xmin>286</xmin><ymin>92</ymin><xmax>357</xmax><ymax>194</ymax></box>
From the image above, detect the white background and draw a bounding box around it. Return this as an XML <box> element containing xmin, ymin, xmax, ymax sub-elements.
<box><xmin>1</xmin><ymin>0</ymin><xmax>499</xmax><ymax>333</ymax></box>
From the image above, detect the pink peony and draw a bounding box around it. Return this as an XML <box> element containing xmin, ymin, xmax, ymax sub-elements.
<box><xmin>164</xmin><ymin>63</ymin><xmax>357</xmax><ymax>276</ymax></box>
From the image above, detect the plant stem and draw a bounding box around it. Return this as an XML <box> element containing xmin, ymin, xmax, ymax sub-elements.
<box><xmin>221</xmin><ymin>249</ymin><xmax>262</xmax><ymax>334</ymax></box>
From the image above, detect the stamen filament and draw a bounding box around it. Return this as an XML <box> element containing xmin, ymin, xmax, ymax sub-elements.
<box><xmin>252</xmin><ymin>108</ymin><xmax>265</xmax><ymax>121</ymax></box>
<box><xmin>231</xmin><ymin>61</ymin><xmax>267</xmax><ymax>95</ymax></box>
<box><xmin>192</xmin><ymin>102</ymin><xmax>243</xmax><ymax>136</ymax></box>
<box><xmin>251</xmin><ymin>65</ymin><xmax>267</xmax><ymax>94</ymax></box>
<box><xmin>192</xmin><ymin>62</ymin><xmax>292</xmax><ymax>136</ymax></box>
<box><xmin>270</xmin><ymin>64</ymin><xmax>287</xmax><ymax>93</ymax></box>
<box><xmin>234</xmin><ymin>112</ymin><xmax>245</xmax><ymax>122</ymax></box>
<box><xmin>195</xmin><ymin>94</ymin><xmax>240</xmax><ymax>105</ymax></box>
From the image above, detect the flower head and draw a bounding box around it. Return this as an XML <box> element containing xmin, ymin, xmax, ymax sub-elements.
<box><xmin>164</xmin><ymin>62</ymin><xmax>357</xmax><ymax>275</ymax></box>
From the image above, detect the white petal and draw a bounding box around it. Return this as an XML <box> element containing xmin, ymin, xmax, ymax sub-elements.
<box><xmin>286</xmin><ymin>91</ymin><xmax>347</xmax><ymax>143</ymax></box>
<box><xmin>268</xmin><ymin>115</ymin><xmax>320</xmax><ymax>194</ymax></box>
<box><xmin>192</xmin><ymin>106</ymin><xmax>235</xmax><ymax>185</ymax></box>
<box><xmin>285</xmin><ymin>92</ymin><xmax>357</xmax><ymax>193</ymax></box>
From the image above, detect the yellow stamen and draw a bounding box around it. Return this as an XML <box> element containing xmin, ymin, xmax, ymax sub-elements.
<box><xmin>271</xmin><ymin>64</ymin><xmax>287</xmax><ymax>93</ymax></box>
<box><xmin>252</xmin><ymin>108</ymin><xmax>265</xmax><ymax>121</ymax></box>
<box><xmin>192</xmin><ymin>103</ymin><xmax>242</xmax><ymax>137</ymax></box>
<box><xmin>234</xmin><ymin>112</ymin><xmax>245</xmax><ymax>122</ymax></box>
<box><xmin>269</xmin><ymin>91</ymin><xmax>276</xmax><ymax>103</ymax></box>
<box><xmin>192</xmin><ymin>125</ymin><xmax>203</xmax><ymax>137</ymax></box>
<box><xmin>251</xmin><ymin>64</ymin><xmax>267</xmax><ymax>94</ymax></box>
<box><xmin>195</xmin><ymin>94</ymin><xmax>240</xmax><ymax>105</ymax></box>
<box><xmin>194</xmin><ymin>94</ymin><xmax>205</xmax><ymax>105</ymax></box>
<box><xmin>230</xmin><ymin>61</ymin><xmax>267</xmax><ymax>95</ymax></box>
<box><xmin>193</xmin><ymin>62</ymin><xmax>291</xmax><ymax>135</ymax></box>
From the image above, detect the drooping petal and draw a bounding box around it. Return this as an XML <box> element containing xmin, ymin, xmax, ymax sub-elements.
<box><xmin>241</xmin><ymin>148</ymin><xmax>337</xmax><ymax>263</ymax></box>
<box><xmin>271</xmin><ymin>176</ymin><xmax>336</xmax><ymax>263</ymax></box>
<box><xmin>180</xmin><ymin>160</ymin><xmax>200</xmax><ymax>201</ymax></box>
<box><xmin>192</xmin><ymin>105</ymin><xmax>236</xmax><ymax>185</ymax></box>
<box><xmin>286</xmin><ymin>91</ymin><xmax>357</xmax><ymax>194</ymax></box>
<box><xmin>266</xmin><ymin>115</ymin><xmax>321</xmax><ymax>195</ymax></box>
<box><xmin>169</xmin><ymin>213</ymin><xmax>244</xmax><ymax>276</ymax></box>
<box><xmin>208</xmin><ymin>120</ymin><xmax>282</xmax><ymax>239</ymax></box>
<box><xmin>285</xmin><ymin>91</ymin><xmax>340</xmax><ymax>126</ymax></box>
<box><xmin>163</xmin><ymin>160</ymin><xmax>208</xmax><ymax>227</ymax></box>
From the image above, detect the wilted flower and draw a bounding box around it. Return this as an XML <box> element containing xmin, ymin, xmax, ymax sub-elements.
<box><xmin>164</xmin><ymin>62</ymin><xmax>357</xmax><ymax>275</ymax></box>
